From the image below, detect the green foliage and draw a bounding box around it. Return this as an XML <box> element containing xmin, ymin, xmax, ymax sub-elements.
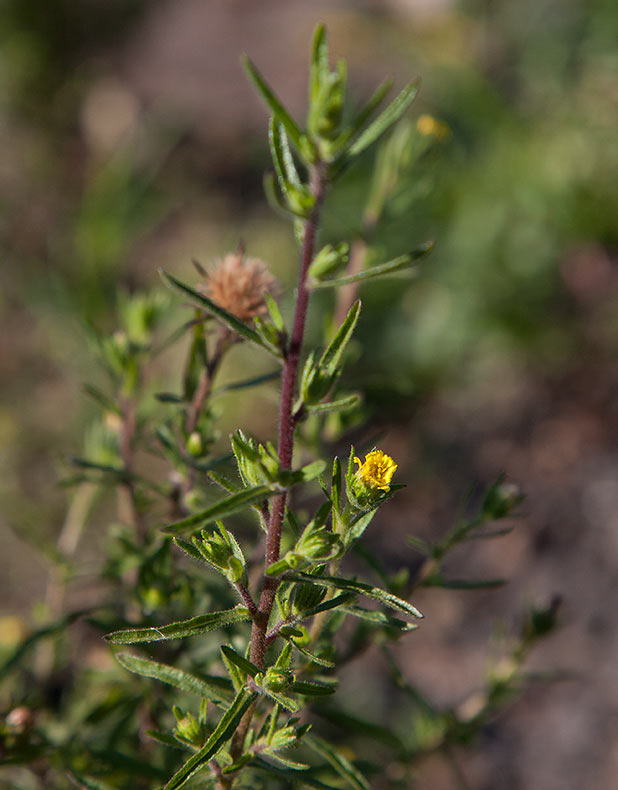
<box><xmin>0</xmin><ymin>19</ymin><xmax>564</xmax><ymax>790</ymax></box>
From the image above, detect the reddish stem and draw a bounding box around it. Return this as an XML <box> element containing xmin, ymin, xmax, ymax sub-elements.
<box><xmin>249</xmin><ymin>165</ymin><xmax>327</xmax><ymax>668</ymax></box>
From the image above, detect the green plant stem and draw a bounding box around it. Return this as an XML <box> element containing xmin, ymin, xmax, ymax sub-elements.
<box><xmin>249</xmin><ymin>164</ymin><xmax>327</xmax><ymax>672</ymax></box>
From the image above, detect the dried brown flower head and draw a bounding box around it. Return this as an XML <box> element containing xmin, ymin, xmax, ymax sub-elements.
<box><xmin>196</xmin><ymin>248</ymin><xmax>278</xmax><ymax>323</ymax></box>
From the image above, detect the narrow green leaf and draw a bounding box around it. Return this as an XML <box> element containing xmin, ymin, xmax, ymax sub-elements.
<box><xmin>164</xmin><ymin>687</ymin><xmax>257</xmax><ymax>790</ymax></box>
<box><xmin>208</xmin><ymin>471</ymin><xmax>240</xmax><ymax>495</ymax></box>
<box><xmin>264</xmin><ymin>292</ymin><xmax>285</xmax><ymax>333</ymax></box>
<box><xmin>220</xmin><ymin>645</ymin><xmax>260</xmax><ymax>679</ymax></box>
<box><xmin>82</xmin><ymin>383</ymin><xmax>120</xmax><ymax>414</ymax></box>
<box><xmin>278</xmin><ymin>122</ymin><xmax>303</xmax><ymax>189</ymax></box>
<box><xmin>307</xmin><ymin>393</ymin><xmax>361</xmax><ymax>415</ymax></box>
<box><xmin>114</xmin><ymin>654</ymin><xmax>234</xmax><ymax>706</ymax></box>
<box><xmin>310</xmin><ymin>242</ymin><xmax>433</xmax><ymax>289</ymax></box>
<box><xmin>341</xmin><ymin>605</ymin><xmax>418</xmax><ymax>632</ymax></box>
<box><xmin>305</xmin><ymin>735</ymin><xmax>370</xmax><ymax>790</ymax></box>
<box><xmin>263</xmin><ymin>171</ymin><xmax>297</xmax><ymax>219</ymax></box>
<box><xmin>462</xmin><ymin>527</ymin><xmax>515</xmax><ymax>541</ymax></box>
<box><xmin>310</xmin><ymin>24</ymin><xmax>329</xmax><ymax>106</ymax></box>
<box><xmin>173</xmin><ymin>536</ymin><xmax>205</xmax><ymax>564</ymax></box>
<box><xmin>155</xmin><ymin>392</ymin><xmax>186</xmax><ymax>404</ymax></box>
<box><xmin>104</xmin><ymin>606</ymin><xmax>250</xmax><ymax>644</ymax></box>
<box><xmin>345</xmin><ymin>507</ymin><xmax>379</xmax><ymax>545</ymax></box>
<box><xmin>71</xmin><ymin>458</ymin><xmax>126</xmax><ymax>477</ymax></box>
<box><xmin>287</xmin><ymin>572</ymin><xmax>423</xmax><ymax>619</ymax></box>
<box><xmin>300</xmin><ymin>590</ymin><xmax>356</xmax><ymax>618</ymax></box>
<box><xmin>160</xmin><ymin>269</ymin><xmax>265</xmax><ymax>347</ymax></box>
<box><xmin>336</xmin><ymin>78</ymin><xmax>393</xmax><ymax>150</ymax></box>
<box><xmin>242</xmin><ymin>56</ymin><xmax>304</xmax><ymax>152</ymax></box>
<box><xmin>332</xmin><ymin>457</ymin><xmax>342</xmax><ymax>514</ymax></box>
<box><xmin>213</xmin><ymin>369</ymin><xmax>280</xmax><ymax>396</ymax></box>
<box><xmin>291</xmin><ymin>680</ymin><xmax>337</xmax><ymax>696</ymax></box>
<box><xmin>263</xmin><ymin>689</ymin><xmax>299</xmax><ymax>713</ymax></box>
<box><xmin>269</xmin><ymin>119</ymin><xmax>295</xmax><ymax>203</ymax></box>
<box><xmin>221</xmin><ymin>647</ymin><xmax>245</xmax><ymax>693</ymax></box>
<box><xmin>161</xmin><ymin>485</ymin><xmax>277</xmax><ymax>536</ymax></box>
<box><xmin>319</xmin><ymin>300</ymin><xmax>361</xmax><ymax>374</ymax></box>
<box><xmin>346</xmin><ymin>79</ymin><xmax>419</xmax><ymax>159</ymax></box>
<box><xmin>145</xmin><ymin>730</ymin><xmax>187</xmax><ymax>751</ymax></box>
<box><xmin>261</xmin><ymin>751</ymin><xmax>309</xmax><ymax>770</ymax></box>
<box><xmin>288</xmin><ymin>637</ymin><xmax>335</xmax><ymax>668</ymax></box>
<box><xmin>298</xmin><ymin>459</ymin><xmax>327</xmax><ymax>482</ymax></box>
<box><xmin>407</xmin><ymin>535</ymin><xmax>430</xmax><ymax>554</ymax></box>
<box><xmin>423</xmin><ymin>577</ymin><xmax>506</xmax><ymax>590</ymax></box>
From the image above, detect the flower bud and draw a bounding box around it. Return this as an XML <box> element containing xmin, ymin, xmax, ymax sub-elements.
<box><xmin>173</xmin><ymin>707</ymin><xmax>202</xmax><ymax>746</ymax></box>
<box><xmin>292</xmin><ymin>580</ymin><xmax>327</xmax><ymax>614</ymax></box>
<box><xmin>263</xmin><ymin>667</ymin><xmax>293</xmax><ymax>693</ymax></box>
<box><xmin>267</xmin><ymin>525</ymin><xmax>342</xmax><ymax>575</ymax></box>
<box><xmin>193</xmin><ymin>523</ymin><xmax>246</xmax><ymax>584</ymax></box>
<box><xmin>231</xmin><ymin>430</ymin><xmax>280</xmax><ymax>487</ymax></box>
<box><xmin>186</xmin><ymin>431</ymin><xmax>203</xmax><ymax>457</ymax></box>
<box><xmin>482</xmin><ymin>479</ymin><xmax>523</xmax><ymax>519</ymax></box>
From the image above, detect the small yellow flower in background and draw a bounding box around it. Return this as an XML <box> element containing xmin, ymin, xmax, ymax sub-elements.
<box><xmin>354</xmin><ymin>449</ymin><xmax>398</xmax><ymax>492</ymax></box>
<box><xmin>416</xmin><ymin>114</ymin><xmax>450</xmax><ymax>141</ymax></box>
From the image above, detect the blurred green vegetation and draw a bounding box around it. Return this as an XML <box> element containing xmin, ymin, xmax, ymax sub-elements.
<box><xmin>1</xmin><ymin>0</ymin><xmax>617</xmax><ymax>785</ymax></box>
<box><xmin>1</xmin><ymin>0</ymin><xmax>616</xmax><ymax>617</ymax></box>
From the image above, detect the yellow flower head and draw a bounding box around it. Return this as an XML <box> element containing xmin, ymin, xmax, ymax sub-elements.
<box><xmin>416</xmin><ymin>114</ymin><xmax>450</xmax><ymax>141</ymax></box>
<box><xmin>354</xmin><ymin>449</ymin><xmax>397</xmax><ymax>492</ymax></box>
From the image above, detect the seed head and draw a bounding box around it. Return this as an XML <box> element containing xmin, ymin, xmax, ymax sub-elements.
<box><xmin>197</xmin><ymin>248</ymin><xmax>278</xmax><ymax>323</ymax></box>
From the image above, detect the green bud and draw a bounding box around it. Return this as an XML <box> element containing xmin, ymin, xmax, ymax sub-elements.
<box><xmin>186</xmin><ymin>431</ymin><xmax>203</xmax><ymax>457</ymax></box>
<box><xmin>308</xmin><ymin>242</ymin><xmax>349</xmax><ymax>281</ymax></box>
<box><xmin>296</xmin><ymin>526</ymin><xmax>342</xmax><ymax>562</ymax></box>
<box><xmin>523</xmin><ymin>596</ymin><xmax>561</xmax><ymax>641</ymax></box>
<box><xmin>263</xmin><ymin>667</ymin><xmax>293</xmax><ymax>693</ymax></box>
<box><xmin>231</xmin><ymin>429</ymin><xmax>280</xmax><ymax>487</ymax></box>
<box><xmin>141</xmin><ymin>586</ymin><xmax>165</xmax><ymax>611</ymax></box>
<box><xmin>173</xmin><ymin>706</ymin><xmax>202</xmax><ymax>746</ymax></box>
<box><xmin>267</xmin><ymin>523</ymin><xmax>341</xmax><ymax>575</ymax></box>
<box><xmin>299</xmin><ymin>353</ymin><xmax>337</xmax><ymax>406</ymax></box>
<box><xmin>193</xmin><ymin>523</ymin><xmax>246</xmax><ymax>584</ymax></box>
<box><xmin>482</xmin><ymin>479</ymin><xmax>524</xmax><ymax>519</ymax></box>
<box><xmin>292</xmin><ymin>577</ymin><xmax>327</xmax><ymax>614</ymax></box>
<box><xmin>308</xmin><ymin>59</ymin><xmax>347</xmax><ymax>143</ymax></box>
<box><xmin>286</xmin><ymin>185</ymin><xmax>316</xmax><ymax>217</ymax></box>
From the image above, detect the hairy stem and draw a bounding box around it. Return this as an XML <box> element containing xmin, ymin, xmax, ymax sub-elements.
<box><xmin>249</xmin><ymin>165</ymin><xmax>327</xmax><ymax>669</ymax></box>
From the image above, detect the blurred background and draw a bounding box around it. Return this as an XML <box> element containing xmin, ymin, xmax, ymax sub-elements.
<box><xmin>1</xmin><ymin>0</ymin><xmax>617</xmax><ymax>788</ymax></box>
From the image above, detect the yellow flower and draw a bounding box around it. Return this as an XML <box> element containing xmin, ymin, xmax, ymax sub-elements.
<box><xmin>416</xmin><ymin>114</ymin><xmax>450</xmax><ymax>141</ymax></box>
<box><xmin>354</xmin><ymin>449</ymin><xmax>397</xmax><ymax>492</ymax></box>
